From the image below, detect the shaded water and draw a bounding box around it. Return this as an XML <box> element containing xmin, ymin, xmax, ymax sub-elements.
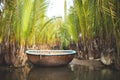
<box><xmin>0</xmin><ymin>65</ymin><xmax>120</xmax><ymax>80</ymax></box>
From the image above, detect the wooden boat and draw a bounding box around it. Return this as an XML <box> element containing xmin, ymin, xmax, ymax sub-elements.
<box><xmin>25</xmin><ymin>50</ymin><xmax>76</xmax><ymax>67</ymax></box>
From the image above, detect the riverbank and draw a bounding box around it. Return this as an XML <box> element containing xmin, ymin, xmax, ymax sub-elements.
<box><xmin>70</xmin><ymin>58</ymin><xmax>105</xmax><ymax>69</ymax></box>
<box><xmin>0</xmin><ymin>58</ymin><xmax>116</xmax><ymax>71</ymax></box>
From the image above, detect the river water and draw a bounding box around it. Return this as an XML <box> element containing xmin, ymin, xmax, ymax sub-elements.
<box><xmin>0</xmin><ymin>64</ymin><xmax>120</xmax><ymax>80</ymax></box>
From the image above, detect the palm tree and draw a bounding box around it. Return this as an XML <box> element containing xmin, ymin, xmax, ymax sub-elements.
<box><xmin>73</xmin><ymin>0</ymin><xmax>120</xmax><ymax>68</ymax></box>
<box><xmin>0</xmin><ymin>0</ymin><xmax>49</xmax><ymax>67</ymax></box>
<box><xmin>73</xmin><ymin>0</ymin><xmax>97</xmax><ymax>59</ymax></box>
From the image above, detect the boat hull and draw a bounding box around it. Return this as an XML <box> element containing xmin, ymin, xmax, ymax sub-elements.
<box><xmin>26</xmin><ymin>50</ymin><xmax>76</xmax><ymax>67</ymax></box>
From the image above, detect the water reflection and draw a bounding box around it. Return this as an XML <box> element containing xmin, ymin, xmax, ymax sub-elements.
<box><xmin>0</xmin><ymin>66</ymin><xmax>30</xmax><ymax>80</ymax></box>
<box><xmin>28</xmin><ymin>66</ymin><xmax>74</xmax><ymax>80</ymax></box>
<box><xmin>0</xmin><ymin>69</ymin><xmax>6</xmax><ymax>80</ymax></box>
<box><xmin>72</xmin><ymin>65</ymin><xmax>120</xmax><ymax>80</ymax></box>
<box><xmin>0</xmin><ymin>65</ymin><xmax>120</xmax><ymax>80</ymax></box>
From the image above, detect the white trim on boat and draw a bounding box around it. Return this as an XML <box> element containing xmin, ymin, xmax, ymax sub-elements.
<box><xmin>25</xmin><ymin>50</ymin><xmax>76</xmax><ymax>56</ymax></box>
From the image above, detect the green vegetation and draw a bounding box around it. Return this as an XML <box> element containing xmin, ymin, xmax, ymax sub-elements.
<box><xmin>73</xmin><ymin>0</ymin><xmax>120</xmax><ymax>68</ymax></box>
<box><xmin>0</xmin><ymin>0</ymin><xmax>120</xmax><ymax>69</ymax></box>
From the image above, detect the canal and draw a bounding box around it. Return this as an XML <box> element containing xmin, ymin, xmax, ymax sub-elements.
<box><xmin>0</xmin><ymin>64</ymin><xmax>120</xmax><ymax>80</ymax></box>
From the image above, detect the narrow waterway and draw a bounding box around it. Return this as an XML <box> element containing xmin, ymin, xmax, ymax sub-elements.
<box><xmin>0</xmin><ymin>64</ymin><xmax>120</xmax><ymax>80</ymax></box>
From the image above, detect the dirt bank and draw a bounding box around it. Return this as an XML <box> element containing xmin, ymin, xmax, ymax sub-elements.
<box><xmin>70</xmin><ymin>58</ymin><xmax>105</xmax><ymax>69</ymax></box>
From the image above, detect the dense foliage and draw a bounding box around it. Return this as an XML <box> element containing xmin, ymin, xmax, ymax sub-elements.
<box><xmin>0</xmin><ymin>0</ymin><xmax>120</xmax><ymax>69</ymax></box>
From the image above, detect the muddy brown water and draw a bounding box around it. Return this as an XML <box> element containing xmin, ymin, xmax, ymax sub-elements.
<box><xmin>0</xmin><ymin>64</ymin><xmax>120</xmax><ymax>80</ymax></box>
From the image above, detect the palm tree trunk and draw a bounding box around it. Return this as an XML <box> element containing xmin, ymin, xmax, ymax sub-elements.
<box><xmin>0</xmin><ymin>43</ymin><xmax>3</xmax><ymax>65</ymax></box>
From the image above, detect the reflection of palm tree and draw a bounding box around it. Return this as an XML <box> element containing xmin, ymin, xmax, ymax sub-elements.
<box><xmin>1</xmin><ymin>66</ymin><xmax>31</xmax><ymax>80</ymax></box>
